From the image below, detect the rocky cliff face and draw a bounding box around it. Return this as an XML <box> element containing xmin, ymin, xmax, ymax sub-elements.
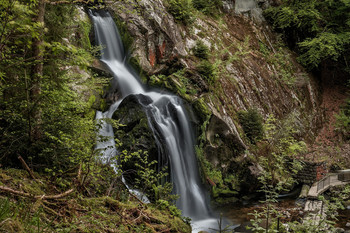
<box><xmin>107</xmin><ymin>0</ymin><xmax>187</xmax><ymax>73</ymax></box>
<box><xmin>103</xmin><ymin>0</ymin><xmax>323</xmax><ymax>197</ymax></box>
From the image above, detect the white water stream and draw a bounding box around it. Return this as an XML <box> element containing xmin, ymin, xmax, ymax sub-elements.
<box><xmin>89</xmin><ymin>9</ymin><xmax>221</xmax><ymax>232</ymax></box>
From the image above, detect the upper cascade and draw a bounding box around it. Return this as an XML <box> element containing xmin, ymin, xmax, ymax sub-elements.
<box><xmin>91</xmin><ymin>10</ymin><xmax>125</xmax><ymax>62</ymax></box>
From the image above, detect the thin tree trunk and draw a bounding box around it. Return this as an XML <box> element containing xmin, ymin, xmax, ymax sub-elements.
<box><xmin>30</xmin><ymin>0</ymin><xmax>45</xmax><ymax>141</ymax></box>
<box><xmin>266</xmin><ymin>204</ymin><xmax>269</xmax><ymax>233</ymax></box>
<box><xmin>24</xmin><ymin>70</ymin><xmax>32</xmax><ymax>140</ymax></box>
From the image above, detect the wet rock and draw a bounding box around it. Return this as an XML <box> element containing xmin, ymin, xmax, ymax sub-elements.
<box><xmin>234</xmin><ymin>0</ymin><xmax>267</xmax><ymax>24</ymax></box>
<box><xmin>346</xmin><ymin>222</ymin><xmax>350</xmax><ymax>228</ymax></box>
<box><xmin>107</xmin><ymin>0</ymin><xmax>187</xmax><ymax>74</ymax></box>
<box><xmin>205</xmin><ymin>115</ymin><xmax>245</xmax><ymax>167</ymax></box>
<box><xmin>90</xmin><ymin>59</ymin><xmax>111</xmax><ymax>75</ymax></box>
<box><xmin>299</xmin><ymin>185</ymin><xmax>310</xmax><ymax>198</ymax></box>
<box><xmin>222</xmin><ymin>0</ymin><xmax>235</xmax><ymax>13</ymax></box>
<box><xmin>250</xmin><ymin>8</ymin><xmax>264</xmax><ymax>24</ymax></box>
<box><xmin>235</xmin><ymin>0</ymin><xmax>256</xmax><ymax>13</ymax></box>
<box><xmin>112</xmin><ymin>94</ymin><xmax>158</xmax><ymax>162</ymax></box>
<box><xmin>202</xmin><ymin>113</ymin><xmax>262</xmax><ymax>193</ymax></box>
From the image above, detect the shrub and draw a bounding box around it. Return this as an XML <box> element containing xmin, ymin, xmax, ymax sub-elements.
<box><xmin>192</xmin><ymin>0</ymin><xmax>222</xmax><ymax>15</ymax></box>
<box><xmin>166</xmin><ymin>0</ymin><xmax>193</xmax><ymax>25</ymax></box>
<box><xmin>335</xmin><ymin>98</ymin><xmax>350</xmax><ymax>140</ymax></box>
<box><xmin>196</xmin><ymin>60</ymin><xmax>216</xmax><ymax>84</ymax></box>
<box><xmin>192</xmin><ymin>0</ymin><xmax>209</xmax><ymax>11</ymax></box>
<box><xmin>263</xmin><ymin>0</ymin><xmax>350</xmax><ymax>74</ymax></box>
<box><xmin>193</xmin><ymin>41</ymin><xmax>209</xmax><ymax>59</ymax></box>
<box><xmin>237</xmin><ymin>108</ymin><xmax>264</xmax><ymax>144</ymax></box>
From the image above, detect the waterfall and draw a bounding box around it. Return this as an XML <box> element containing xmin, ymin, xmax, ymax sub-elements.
<box><xmin>89</xmin><ymin>9</ymin><xmax>220</xmax><ymax>232</ymax></box>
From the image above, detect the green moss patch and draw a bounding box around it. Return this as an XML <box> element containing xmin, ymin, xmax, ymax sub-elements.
<box><xmin>0</xmin><ymin>168</ymin><xmax>191</xmax><ymax>232</ymax></box>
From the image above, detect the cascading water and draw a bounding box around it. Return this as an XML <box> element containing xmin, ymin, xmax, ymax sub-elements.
<box><xmin>89</xmin><ymin>9</ymin><xmax>221</xmax><ymax>232</ymax></box>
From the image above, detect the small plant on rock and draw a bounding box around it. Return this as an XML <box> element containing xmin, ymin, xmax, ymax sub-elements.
<box><xmin>238</xmin><ymin>108</ymin><xmax>264</xmax><ymax>144</ymax></box>
<box><xmin>166</xmin><ymin>0</ymin><xmax>193</xmax><ymax>25</ymax></box>
<box><xmin>196</xmin><ymin>60</ymin><xmax>216</xmax><ymax>84</ymax></box>
<box><xmin>192</xmin><ymin>0</ymin><xmax>222</xmax><ymax>16</ymax></box>
<box><xmin>335</xmin><ymin>98</ymin><xmax>350</xmax><ymax>140</ymax></box>
<box><xmin>193</xmin><ymin>41</ymin><xmax>209</xmax><ymax>60</ymax></box>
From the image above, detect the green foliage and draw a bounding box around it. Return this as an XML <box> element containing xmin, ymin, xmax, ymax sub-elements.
<box><xmin>262</xmin><ymin>114</ymin><xmax>307</xmax><ymax>160</ymax></box>
<box><xmin>0</xmin><ymin>197</ymin><xmax>50</xmax><ymax>233</ymax></box>
<box><xmin>134</xmin><ymin>151</ymin><xmax>170</xmax><ymax>200</ymax></box>
<box><xmin>195</xmin><ymin>116</ymin><xmax>241</xmax><ymax>202</ymax></box>
<box><xmin>335</xmin><ymin>98</ymin><xmax>350</xmax><ymax>140</ymax></box>
<box><xmin>264</xmin><ymin>0</ymin><xmax>350</xmax><ymax>73</ymax></box>
<box><xmin>193</xmin><ymin>41</ymin><xmax>210</xmax><ymax>59</ymax></box>
<box><xmin>298</xmin><ymin>32</ymin><xmax>350</xmax><ymax>68</ymax></box>
<box><xmin>259</xmin><ymin>42</ymin><xmax>299</xmax><ymax>85</ymax></box>
<box><xmin>156</xmin><ymin>199</ymin><xmax>182</xmax><ymax>217</ymax></box>
<box><xmin>192</xmin><ymin>0</ymin><xmax>222</xmax><ymax>16</ymax></box>
<box><xmin>195</xmin><ymin>145</ymin><xmax>230</xmax><ymax>199</ymax></box>
<box><xmin>195</xmin><ymin>117</ymin><xmax>224</xmax><ymax>187</ymax></box>
<box><xmin>0</xmin><ymin>1</ymin><xmax>105</xmax><ymax>174</ymax></box>
<box><xmin>193</xmin><ymin>97</ymin><xmax>211</xmax><ymax>122</ymax></box>
<box><xmin>150</xmin><ymin>68</ymin><xmax>201</xmax><ymax>102</ymax></box>
<box><xmin>117</xmin><ymin>149</ymin><xmax>176</xmax><ymax>203</ymax></box>
<box><xmin>0</xmin><ymin>198</ymin><xmax>10</xmax><ymax>223</ymax></box>
<box><xmin>153</xmin><ymin>182</ymin><xmax>176</xmax><ymax>202</ymax></box>
<box><xmin>173</xmin><ymin>69</ymin><xmax>198</xmax><ymax>97</ymax></box>
<box><xmin>165</xmin><ymin>0</ymin><xmax>193</xmax><ymax>25</ymax></box>
<box><xmin>195</xmin><ymin>115</ymin><xmax>222</xmax><ymax>183</ymax></box>
<box><xmin>247</xmin><ymin>114</ymin><xmax>306</xmax><ymax>232</ymax></box>
<box><xmin>238</xmin><ymin>108</ymin><xmax>264</xmax><ymax>144</ymax></box>
<box><xmin>192</xmin><ymin>0</ymin><xmax>209</xmax><ymax>11</ymax></box>
<box><xmin>196</xmin><ymin>60</ymin><xmax>216</xmax><ymax>84</ymax></box>
<box><xmin>149</xmin><ymin>74</ymin><xmax>170</xmax><ymax>88</ymax></box>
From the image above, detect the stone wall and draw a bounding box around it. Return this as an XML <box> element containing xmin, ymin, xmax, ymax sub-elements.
<box><xmin>297</xmin><ymin>161</ymin><xmax>328</xmax><ymax>185</ymax></box>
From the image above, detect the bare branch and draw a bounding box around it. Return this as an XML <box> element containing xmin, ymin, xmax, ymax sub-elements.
<box><xmin>0</xmin><ymin>186</ymin><xmax>74</xmax><ymax>200</ymax></box>
<box><xmin>18</xmin><ymin>155</ymin><xmax>36</xmax><ymax>180</ymax></box>
<box><xmin>44</xmin><ymin>0</ymin><xmax>94</xmax><ymax>5</ymax></box>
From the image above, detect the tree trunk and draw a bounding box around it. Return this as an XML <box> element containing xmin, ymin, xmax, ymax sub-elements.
<box><xmin>30</xmin><ymin>0</ymin><xmax>45</xmax><ymax>141</ymax></box>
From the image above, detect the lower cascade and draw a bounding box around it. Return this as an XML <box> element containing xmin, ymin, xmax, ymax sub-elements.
<box><xmin>89</xmin><ymin>9</ymin><xmax>220</xmax><ymax>231</ymax></box>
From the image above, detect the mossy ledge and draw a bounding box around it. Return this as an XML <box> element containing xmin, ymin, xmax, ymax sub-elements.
<box><xmin>0</xmin><ymin>167</ymin><xmax>191</xmax><ymax>232</ymax></box>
